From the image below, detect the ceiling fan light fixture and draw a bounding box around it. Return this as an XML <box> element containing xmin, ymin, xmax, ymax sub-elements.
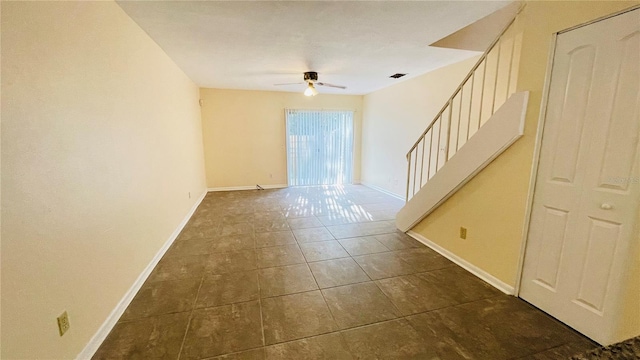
<box><xmin>304</xmin><ymin>83</ymin><xmax>318</xmax><ymax>96</ymax></box>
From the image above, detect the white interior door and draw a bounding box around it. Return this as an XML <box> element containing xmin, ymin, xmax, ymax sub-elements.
<box><xmin>520</xmin><ymin>8</ymin><xmax>640</xmax><ymax>345</ymax></box>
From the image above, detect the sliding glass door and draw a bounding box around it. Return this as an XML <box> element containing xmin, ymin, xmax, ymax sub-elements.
<box><xmin>285</xmin><ymin>109</ymin><xmax>354</xmax><ymax>186</ymax></box>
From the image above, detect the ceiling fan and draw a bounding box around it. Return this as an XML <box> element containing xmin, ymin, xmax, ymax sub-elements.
<box><xmin>274</xmin><ymin>71</ymin><xmax>347</xmax><ymax>96</ymax></box>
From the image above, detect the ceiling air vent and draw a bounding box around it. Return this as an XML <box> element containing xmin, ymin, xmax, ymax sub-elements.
<box><xmin>389</xmin><ymin>73</ymin><xmax>406</xmax><ymax>79</ymax></box>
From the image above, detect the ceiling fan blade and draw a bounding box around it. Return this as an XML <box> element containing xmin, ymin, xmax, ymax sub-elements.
<box><xmin>316</xmin><ymin>82</ymin><xmax>347</xmax><ymax>89</ymax></box>
<box><xmin>274</xmin><ymin>82</ymin><xmax>304</xmax><ymax>86</ymax></box>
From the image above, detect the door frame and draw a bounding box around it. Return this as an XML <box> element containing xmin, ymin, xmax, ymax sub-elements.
<box><xmin>514</xmin><ymin>5</ymin><xmax>640</xmax><ymax>296</ymax></box>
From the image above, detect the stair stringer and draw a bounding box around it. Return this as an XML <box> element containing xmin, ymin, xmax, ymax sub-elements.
<box><xmin>396</xmin><ymin>91</ymin><xmax>529</xmax><ymax>232</ymax></box>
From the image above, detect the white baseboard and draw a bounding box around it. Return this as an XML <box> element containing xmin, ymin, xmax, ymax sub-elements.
<box><xmin>407</xmin><ymin>230</ymin><xmax>515</xmax><ymax>295</ymax></box>
<box><xmin>207</xmin><ymin>184</ymin><xmax>288</xmax><ymax>192</ymax></box>
<box><xmin>76</xmin><ymin>190</ymin><xmax>208</xmax><ymax>360</ymax></box>
<box><xmin>360</xmin><ymin>181</ymin><xmax>405</xmax><ymax>202</ymax></box>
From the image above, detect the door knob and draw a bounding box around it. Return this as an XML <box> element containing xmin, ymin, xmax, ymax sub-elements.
<box><xmin>600</xmin><ymin>203</ymin><xmax>613</xmax><ymax>210</ymax></box>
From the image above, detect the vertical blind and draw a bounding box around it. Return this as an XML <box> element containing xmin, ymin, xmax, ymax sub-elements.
<box><xmin>285</xmin><ymin>109</ymin><xmax>354</xmax><ymax>186</ymax></box>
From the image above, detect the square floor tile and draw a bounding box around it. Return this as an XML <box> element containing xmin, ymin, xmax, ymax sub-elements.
<box><xmin>220</xmin><ymin>208</ymin><xmax>252</xmax><ymax>216</ymax></box>
<box><xmin>376</xmin><ymin>274</ymin><xmax>458</xmax><ymax>315</ymax></box>
<box><xmin>327</xmin><ymin>221</ymin><xmax>396</xmax><ymax>239</ymax></box>
<box><xmin>253</xmin><ymin>204</ymin><xmax>282</xmax><ymax>213</ymax></box>
<box><xmin>321</xmin><ymin>282</ymin><xmax>400</xmax><ymax>329</ymax></box>
<box><xmin>93</xmin><ymin>312</ymin><xmax>190</xmax><ymax>359</ymax></box>
<box><xmin>219</xmin><ymin>223</ymin><xmax>254</xmax><ymax>237</ymax></box>
<box><xmin>261</xmin><ymin>290</ymin><xmax>336</xmax><ymax>345</ymax></box>
<box><xmin>361</xmin><ymin>209</ymin><xmax>396</xmax><ymax>222</ymax></box>
<box><xmin>209</xmin><ymin>348</ymin><xmax>265</xmax><ymax>359</ymax></box>
<box><xmin>255</xmin><ymin>231</ymin><xmax>296</xmax><ymax>248</ymax></box>
<box><xmin>207</xmin><ymin>250</ymin><xmax>257</xmax><ymax>274</ymax></box>
<box><xmin>121</xmin><ymin>278</ymin><xmax>200</xmax><ymax>321</ymax></box>
<box><xmin>415</xmin><ymin>266</ymin><xmax>500</xmax><ymax>304</ymax></box>
<box><xmin>210</xmin><ymin>235</ymin><xmax>255</xmax><ymax>253</ymax></box>
<box><xmin>264</xmin><ymin>333</ymin><xmax>353</xmax><ymax>360</ymax></box>
<box><xmin>292</xmin><ymin>227</ymin><xmax>335</xmax><ymax>243</ymax></box>
<box><xmin>258</xmin><ymin>264</ymin><xmax>318</xmax><ymax>298</ymax></box>
<box><xmin>186</xmin><ymin>214</ymin><xmax>221</xmax><ymax>230</ymax></box>
<box><xmin>406</xmin><ymin>296</ymin><xmax>584</xmax><ymax>360</ymax></box>
<box><xmin>165</xmin><ymin>238</ymin><xmax>213</xmax><ymax>257</ymax></box>
<box><xmin>393</xmin><ymin>247</ymin><xmax>453</xmax><ymax>272</ymax></box>
<box><xmin>308</xmin><ymin>258</ymin><xmax>370</xmax><ymax>289</ymax></box>
<box><xmin>179</xmin><ymin>225</ymin><xmax>219</xmax><ymax>241</ymax></box>
<box><xmin>358</xmin><ymin>201</ymin><xmax>402</xmax><ymax>212</ymax></box>
<box><xmin>147</xmin><ymin>254</ymin><xmax>208</xmax><ymax>283</ymax></box>
<box><xmin>181</xmin><ymin>301</ymin><xmax>263</xmax><ymax>359</ymax></box>
<box><xmin>517</xmin><ymin>339</ymin><xmax>597</xmax><ymax>360</ymax></box>
<box><xmin>286</xmin><ymin>217</ymin><xmax>324</xmax><ymax>230</ymax></box>
<box><xmin>281</xmin><ymin>207</ymin><xmax>314</xmax><ymax>219</ymax></box>
<box><xmin>356</xmin><ymin>221</ymin><xmax>397</xmax><ymax>236</ymax></box>
<box><xmin>325</xmin><ymin>224</ymin><xmax>362</xmax><ymax>239</ymax></box>
<box><xmin>256</xmin><ymin>245</ymin><xmax>305</xmax><ymax>268</ymax></box>
<box><xmin>299</xmin><ymin>241</ymin><xmax>350</xmax><ymax>262</ymax></box>
<box><xmin>316</xmin><ymin>214</ymin><xmax>360</xmax><ymax>226</ymax></box>
<box><xmin>221</xmin><ymin>213</ymin><xmax>252</xmax><ymax>225</ymax></box>
<box><xmin>352</xmin><ymin>253</ymin><xmax>415</xmax><ymax>280</ymax></box>
<box><xmin>341</xmin><ymin>319</ymin><xmax>438</xmax><ymax>359</ymax></box>
<box><xmin>338</xmin><ymin>236</ymin><xmax>390</xmax><ymax>256</ymax></box>
<box><xmin>374</xmin><ymin>233</ymin><xmax>420</xmax><ymax>250</ymax></box>
<box><xmin>253</xmin><ymin>211</ymin><xmax>285</xmax><ymax>220</ymax></box>
<box><xmin>254</xmin><ymin>219</ymin><xmax>290</xmax><ymax>233</ymax></box>
<box><xmin>196</xmin><ymin>270</ymin><xmax>259</xmax><ymax>308</ymax></box>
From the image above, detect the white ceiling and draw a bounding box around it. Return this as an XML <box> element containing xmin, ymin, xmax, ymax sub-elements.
<box><xmin>117</xmin><ymin>1</ymin><xmax>511</xmax><ymax>95</ymax></box>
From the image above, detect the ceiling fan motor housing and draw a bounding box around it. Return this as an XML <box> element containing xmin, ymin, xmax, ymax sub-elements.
<box><xmin>304</xmin><ymin>71</ymin><xmax>318</xmax><ymax>82</ymax></box>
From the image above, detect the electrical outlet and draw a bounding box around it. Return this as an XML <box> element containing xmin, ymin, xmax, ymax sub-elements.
<box><xmin>460</xmin><ymin>227</ymin><xmax>467</xmax><ymax>239</ymax></box>
<box><xmin>57</xmin><ymin>311</ymin><xmax>70</xmax><ymax>336</ymax></box>
<box><xmin>188</xmin><ymin>192</ymin><xmax>191</xmax><ymax>199</ymax></box>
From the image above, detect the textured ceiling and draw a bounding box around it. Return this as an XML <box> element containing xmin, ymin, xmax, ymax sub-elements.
<box><xmin>117</xmin><ymin>1</ymin><xmax>511</xmax><ymax>95</ymax></box>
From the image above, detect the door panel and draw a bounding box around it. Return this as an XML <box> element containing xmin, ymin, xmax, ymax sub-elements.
<box><xmin>533</xmin><ymin>207</ymin><xmax>569</xmax><ymax>291</ymax></box>
<box><xmin>550</xmin><ymin>45</ymin><xmax>595</xmax><ymax>184</ymax></box>
<box><xmin>597</xmin><ymin>31</ymin><xmax>640</xmax><ymax>191</ymax></box>
<box><xmin>574</xmin><ymin>218</ymin><xmax>620</xmax><ymax>314</ymax></box>
<box><xmin>521</xmin><ymin>8</ymin><xmax>640</xmax><ymax>345</ymax></box>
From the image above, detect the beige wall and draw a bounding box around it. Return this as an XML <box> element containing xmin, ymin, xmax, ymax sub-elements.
<box><xmin>1</xmin><ymin>2</ymin><xmax>207</xmax><ymax>359</ymax></box>
<box><xmin>412</xmin><ymin>0</ymin><xmax>638</xmax><ymax>319</ymax></box>
<box><xmin>200</xmin><ymin>88</ymin><xmax>363</xmax><ymax>189</ymax></box>
<box><xmin>361</xmin><ymin>56</ymin><xmax>480</xmax><ymax>197</ymax></box>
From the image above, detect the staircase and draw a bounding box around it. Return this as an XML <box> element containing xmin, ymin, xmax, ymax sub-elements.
<box><xmin>396</xmin><ymin>15</ymin><xmax>529</xmax><ymax>232</ymax></box>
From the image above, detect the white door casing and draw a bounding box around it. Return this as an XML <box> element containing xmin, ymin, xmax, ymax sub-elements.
<box><xmin>520</xmin><ymin>8</ymin><xmax>640</xmax><ymax>345</ymax></box>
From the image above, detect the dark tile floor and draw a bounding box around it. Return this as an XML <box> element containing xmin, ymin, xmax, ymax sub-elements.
<box><xmin>93</xmin><ymin>185</ymin><xmax>597</xmax><ymax>360</ymax></box>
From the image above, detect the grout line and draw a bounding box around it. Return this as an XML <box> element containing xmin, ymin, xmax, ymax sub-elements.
<box><xmin>114</xmin><ymin>309</ymin><xmax>193</xmax><ymax>325</ymax></box>
<box><xmin>307</xmin><ymin>225</ymin><xmax>342</xmax><ymax>332</ymax></box>
<box><xmin>252</xmin><ymin>313</ymin><xmax>414</xmax><ymax>350</ymax></box>
<box><xmin>252</xmin><ymin>233</ymin><xmax>267</xmax><ymax>348</ymax></box>
<box><xmin>305</xmin><ymin>261</ymin><xmax>322</xmax><ymax>292</ymax></box>
<box><xmin>343</xmin><ymin>244</ymin><xmax>406</xmax><ymax>318</ymax></box>
<box><xmin>399</xmin><ymin>292</ymin><xmax>505</xmax><ymax>321</ymax></box>
<box><xmin>371</xmin><ymin>279</ymin><xmax>405</xmax><ymax>317</ymax></box>
<box><xmin>176</xmin><ymin>275</ymin><xmax>206</xmax><ymax>360</ymax></box>
<box><xmin>350</xmin><ymin>255</ymin><xmax>374</xmax><ymax>283</ymax></box>
<box><xmin>256</xmin><ymin>270</ymin><xmax>267</xmax><ymax>348</ymax></box>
